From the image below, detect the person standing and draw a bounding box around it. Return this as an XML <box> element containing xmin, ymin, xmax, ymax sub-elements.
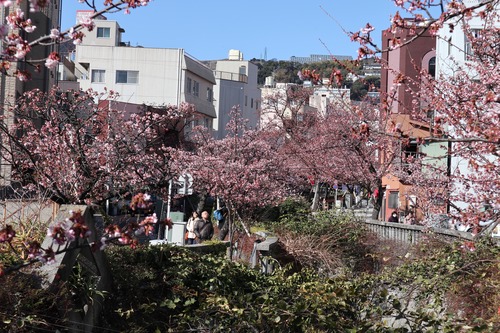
<box><xmin>194</xmin><ymin>211</ymin><xmax>214</xmax><ymax>243</ymax></box>
<box><xmin>214</xmin><ymin>207</ymin><xmax>229</xmax><ymax>241</ymax></box>
<box><xmin>388</xmin><ymin>211</ymin><xmax>399</xmax><ymax>223</ymax></box>
<box><xmin>185</xmin><ymin>211</ymin><xmax>198</xmax><ymax>245</ymax></box>
<box><xmin>404</xmin><ymin>211</ymin><xmax>415</xmax><ymax>225</ymax></box>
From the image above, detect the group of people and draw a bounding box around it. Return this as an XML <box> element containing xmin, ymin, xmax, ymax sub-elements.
<box><xmin>185</xmin><ymin>211</ymin><xmax>214</xmax><ymax>244</ymax></box>
<box><xmin>388</xmin><ymin>211</ymin><xmax>416</xmax><ymax>225</ymax></box>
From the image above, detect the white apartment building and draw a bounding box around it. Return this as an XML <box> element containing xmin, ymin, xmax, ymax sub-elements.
<box><xmin>309</xmin><ymin>86</ymin><xmax>351</xmax><ymax>116</ymax></box>
<box><xmin>435</xmin><ymin>0</ymin><xmax>495</xmax><ymax>77</ymax></box>
<box><xmin>204</xmin><ymin>50</ymin><xmax>261</xmax><ymax>139</ymax></box>
<box><xmin>260</xmin><ymin>82</ymin><xmax>317</xmax><ymax>129</ymax></box>
<box><xmin>71</xmin><ymin>13</ymin><xmax>216</xmax><ymax>125</ymax></box>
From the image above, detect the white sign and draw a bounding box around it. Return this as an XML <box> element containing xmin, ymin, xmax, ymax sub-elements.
<box><xmin>177</xmin><ymin>174</ymin><xmax>193</xmax><ymax>195</ymax></box>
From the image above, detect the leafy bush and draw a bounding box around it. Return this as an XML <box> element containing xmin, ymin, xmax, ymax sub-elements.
<box><xmin>245</xmin><ymin>196</ymin><xmax>311</xmax><ymax>224</ymax></box>
<box><xmin>100</xmin><ymin>244</ymin><xmax>380</xmax><ymax>332</ymax></box>
<box><xmin>0</xmin><ymin>271</ymin><xmax>71</xmax><ymax>332</ymax></box>
<box><xmin>2</xmin><ymin>212</ymin><xmax>498</xmax><ymax>332</ymax></box>
<box><xmin>100</xmin><ymin>241</ymin><xmax>499</xmax><ymax>332</ymax></box>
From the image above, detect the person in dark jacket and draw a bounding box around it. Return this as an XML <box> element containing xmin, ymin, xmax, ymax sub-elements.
<box><xmin>388</xmin><ymin>211</ymin><xmax>399</xmax><ymax>223</ymax></box>
<box><xmin>194</xmin><ymin>211</ymin><xmax>214</xmax><ymax>243</ymax></box>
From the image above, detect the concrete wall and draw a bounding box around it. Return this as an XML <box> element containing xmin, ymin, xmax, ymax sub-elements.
<box><xmin>79</xmin><ymin>19</ymin><xmax>123</xmax><ymax>47</ymax></box>
<box><xmin>38</xmin><ymin>205</ymin><xmax>112</xmax><ymax>333</ymax></box>
<box><xmin>77</xmin><ymin>46</ymin><xmax>184</xmax><ymax>105</ymax></box>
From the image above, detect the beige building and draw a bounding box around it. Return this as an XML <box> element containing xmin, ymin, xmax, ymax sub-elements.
<box><xmin>260</xmin><ymin>82</ymin><xmax>317</xmax><ymax>130</ymax></box>
<box><xmin>66</xmin><ymin>12</ymin><xmax>216</xmax><ymax>126</ymax></box>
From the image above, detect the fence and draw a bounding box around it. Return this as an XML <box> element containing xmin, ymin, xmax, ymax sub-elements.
<box><xmin>348</xmin><ymin>208</ymin><xmax>475</xmax><ymax>243</ymax></box>
<box><xmin>0</xmin><ymin>199</ymin><xmax>59</xmax><ymax>224</ymax></box>
<box><xmin>363</xmin><ymin>219</ymin><xmax>474</xmax><ymax>244</ymax></box>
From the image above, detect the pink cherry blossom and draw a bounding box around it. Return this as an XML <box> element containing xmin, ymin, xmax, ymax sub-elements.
<box><xmin>49</xmin><ymin>28</ymin><xmax>60</xmax><ymax>39</ymax></box>
<box><xmin>44</xmin><ymin>51</ymin><xmax>60</xmax><ymax>69</ymax></box>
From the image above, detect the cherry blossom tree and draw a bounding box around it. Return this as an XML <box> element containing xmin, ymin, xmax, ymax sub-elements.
<box><xmin>260</xmin><ymin>80</ymin><xmax>402</xmax><ymax>216</ymax></box>
<box><xmin>183</xmin><ymin>107</ymin><xmax>294</xmax><ymax>241</ymax></box>
<box><xmin>0</xmin><ymin>87</ymin><xmax>195</xmax><ymax>204</ymax></box>
<box><xmin>347</xmin><ymin>0</ymin><xmax>500</xmax><ymax>229</ymax></box>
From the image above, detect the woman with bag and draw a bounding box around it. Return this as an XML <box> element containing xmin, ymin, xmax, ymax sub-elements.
<box><xmin>185</xmin><ymin>211</ymin><xmax>198</xmax><ymax>245</ymax></box>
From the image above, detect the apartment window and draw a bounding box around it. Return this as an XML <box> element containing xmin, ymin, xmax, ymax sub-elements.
<box><xmin>402</xmin><ymin>141</ymin><xmax>420</xmax><ymax>175</ymax></box>
<box><xmin>266</xmin><ymin>97</ymin><xmax>278</xmax><ymax>108</ymax></box>
<box><xmin>97</xmin><ymin>27</ymin><xmax>111</xmax><ymax>38</ymax></box>
<box><xmin>116</xmin><ymin>70</ymin><xmax>139</xmax><ymax>84</ymax></box>
<box><xmin>193</xmin><ymin>80</ymin><xmax>199</xmax><ymax>96</ymax></box>
<box><xmin>428</xmin><ymin>57</ymin><xmax>436</xmax><ymax>78</ymax></box>
<box><xmin>403</xmin><ymin>141</ymin><xmax>419</xmax><ymax>160</ymax></box>
<box><xmin>388</xmin><ymin>191</ymin><xmax>399</xmax><ymax>209</ymax></box>
<box><xmin>255</xmin><ymin>101</ymin><xmax>259</xmax><ymax>110</ymax></box>
<box><xmin>91</xmin><ymin>69</ymin><xmax>105</xmax><ymax>83</ymax></box>
<box><xmin>207</xmin><ymin>87</ymin><xmax>213</xmax><ymax>102</ymax></box>
<box><xmin>186</xmin><ymin>78</ymin><xmax>192</xmax><ymax>94</ymax></box>
<box><xmin>245</xmin><ymin>95</ymin><xmax>248</xmax><ymax>106</ymax></box>
<box><xmin>251</xmin><ymin>98</ymin><xmax>254</xmax><ymax>108</ymax></box>
<box><xmin>465</xmin><ymin>29</ymin><xmax>482</xmax><ymax>60</ymax></box>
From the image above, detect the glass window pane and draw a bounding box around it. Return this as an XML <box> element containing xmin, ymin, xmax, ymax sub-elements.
<box><xmin>91</xmin><ymin>69</ymin><xmax>105</xmax><ymax>83</ymax></box>
<box><xmin>388</xmin><ymin>192</ymin><xmax>399</xmax><ymax>209</ymax></box>
<box><xmin>116</xmin><ymin>70</ymin><xmax>127</xmax><ymax>83</ymax></box>
<box><xmin>128</xmin><ymin>71</ymin><xmax>139</xmax><ymax>83</ymax></box>
<box><xmin>97</xmin><ymin>27</ymin><xmax>110</xmax><ymax>38</ymax></box>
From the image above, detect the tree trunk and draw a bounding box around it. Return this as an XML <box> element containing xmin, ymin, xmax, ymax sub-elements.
<box><xmin>196</xmin><ymin>192</ymin><xmax>207</xmax><ymax>213</ymax></box>
<box><xmin>311</xmin><ymin>182</ymin><xmax>320</xmax><ymax>211</ymax></box>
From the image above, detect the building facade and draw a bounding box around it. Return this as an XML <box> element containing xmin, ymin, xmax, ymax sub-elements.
<box><xmin>379</xmin><ymin>22</ymin><xmax>449</xmax><ymax>221</ymax></box>
<box><xmin>204</xmin><ymin>50</ymin><xmax>261</xmax><ymax>139</ymax></box>
<box><xmin>435</xmin><ymin>0</ymin><xmax>500</xmax><ymax>212</ymax></box>
<box><xmin>290</xmin><ymin>54</ymin><xmax>352</xmax><ymax>64</ymax></box>
<box><xmin>66</xmin><ymin>13</ymin><xmax>216</xmax><ymax>127</ymax></box>
<box><xmin>308</xmin><ymin>86</ymin><xmax>350</xmax><ymax>116</ymax></box>
<box><xmin>380</xmin><ymin>25</ymin><xmax>436</xmax><ymax>115</ymax></box>
<box><xmin>0</xmin><ymin>1</ymin><xmax>61</xmax><ymax>184</ymax></box>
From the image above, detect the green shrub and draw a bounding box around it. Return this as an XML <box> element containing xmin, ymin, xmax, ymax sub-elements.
<box><xmin>0</xmin><ymin>271</ymin><xmax>71</xmax><ymax>332</ymax></box>
<box><xmin>101</xmin><ymin>242</ymin><xmax>499</xmax><ymax>332</ymax></box>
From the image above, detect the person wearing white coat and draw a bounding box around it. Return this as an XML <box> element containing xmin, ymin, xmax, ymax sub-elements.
<box><xmin>186</xmin><ymin>211</ymin><xmax>198</xmax><ymax>245</ymax></box>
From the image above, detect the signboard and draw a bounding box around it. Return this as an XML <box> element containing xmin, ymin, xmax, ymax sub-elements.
<box><xmin>177</xmin><ymin>174</ymin><xmax>193</xmax><ymax>195</ymax></box>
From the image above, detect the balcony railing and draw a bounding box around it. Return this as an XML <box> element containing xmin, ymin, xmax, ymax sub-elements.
<box><xmin>214</xmin><ymin>71</ymin><xmax>248</xmax><ymax>83</ymax></box>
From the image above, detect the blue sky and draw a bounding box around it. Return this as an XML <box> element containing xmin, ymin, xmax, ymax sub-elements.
<box><xmin>61</xmin><ymin>0</ymin><xmax>401</xmax><ymax>61</ymax></box>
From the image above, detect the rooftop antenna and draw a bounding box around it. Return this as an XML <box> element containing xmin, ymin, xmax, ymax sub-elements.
<box><xmin>264</xmin><ymin>47</ymin><xmax>267</xmax><ymax>61</ymax></box>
